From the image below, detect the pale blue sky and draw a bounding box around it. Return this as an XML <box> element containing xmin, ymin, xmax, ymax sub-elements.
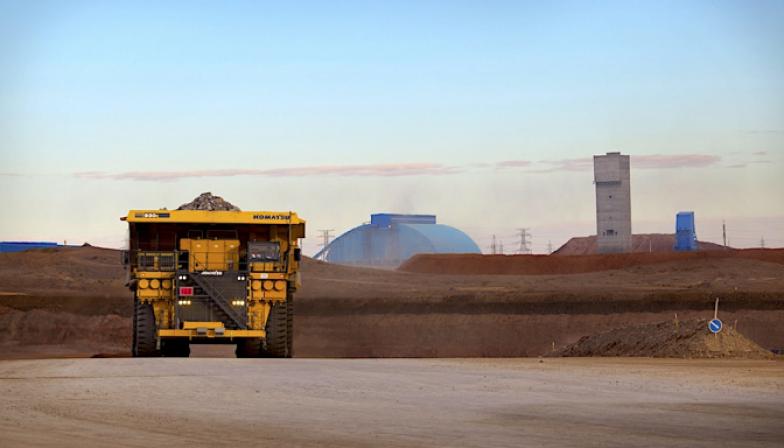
<box><xmin>1</xmin><ymin>1</ymin><xmax>782</xmax><ymax>252</ymax></box>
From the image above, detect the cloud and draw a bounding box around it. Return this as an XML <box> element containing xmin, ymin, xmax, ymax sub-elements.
<box><xmin>746</xmin><ymin>130</ymin><xmax>784</xmax><ymax>135</ymax></box>
<box><xmin>75</xmin><ymin>163</ymin><xmax>461</xmax><ymax>182</ymax></box>
<box><xmin>71</xmin><ymin>153</ymin><xmax>730</xmax><ymax>182</ymax></box>
<box><xmin>752</xmin><ymin>151</ymin><xmax>767</xmax><ymax>156</ymax></box>
<box><xmin>495</xmin><ymin>160</ymin><xmax>532</xmax><ymax>169</ymax></box>
<box><xmin>540</xmin><ymin>157</ymin><xmax>594</xmax><ymax>172</ymax></box>
<box><xmin>725</xmin><ymin>159</ymin><xmax>773</xmax><ymax>168</ymax></box>
<box><xmin>514</xmin><ymin>157</ymin><xmax>593</xmax><ymax>173</ymax></box>
<box><xmin>632</xmin><ymin>154</ymin><xmax>720</xmax><ymax>169</ymax></box>
<box><xmin>508</xmin><ymin>154</ymin><xmax>720</xmax><ymax>173</ymax></box>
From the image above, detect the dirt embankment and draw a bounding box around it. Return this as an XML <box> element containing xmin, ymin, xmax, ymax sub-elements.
<box><xmin>398</xmin><ymin>249</ymin><xmax>784</xmax><ymax>275</ymax></box>
<box><xmin>554</xmin><ymin>233</ymin><xmax>728</xmax><ymax>255</ymax></box>
<box><xmin>1</xmin><ymin>246</ymin><xmax>783</xmax><ymax>358</ymax></box>
<box><xmin>555</xmin><ymin>319</ymin><xmax>774</xmax><ymax>359</ymax></box>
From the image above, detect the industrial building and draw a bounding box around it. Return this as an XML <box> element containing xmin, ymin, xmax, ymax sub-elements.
<box><xmin>0</xmin><ymin>241</ymin><xmax>60</xmax><ymax>253</ymax></box>
<box><xmin>593</xmin><ymin>152</ymin><xmax>632</xmax><ymax>253</ymax></box>
<box><xmin>674</xmin><ymin>211</ymin><xmax>699</xmax><ymax>251</ymax></box>
<box><xmin>317</xmin><ymin>213</ymin><xmax>481</xmax><ymax>267</ymax></box>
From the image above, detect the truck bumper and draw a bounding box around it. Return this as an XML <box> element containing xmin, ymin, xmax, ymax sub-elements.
<box><xmin>158</xmin><ymin>325</ymin><xmax>264</xmax><ymax>339</ymax></box>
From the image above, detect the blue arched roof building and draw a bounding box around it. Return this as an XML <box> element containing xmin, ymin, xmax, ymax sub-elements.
<box><xmin>320</xmin><ymin>213</ymin><xmax>481</xmax><ymax>267</ymax></box>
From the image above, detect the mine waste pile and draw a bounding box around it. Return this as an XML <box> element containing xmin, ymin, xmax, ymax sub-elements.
<box><xmin>176</xmin><ymin>192</ymin><xmax>240</xmax><ymax>211</ymax></box>
<box><xmin>556</xmin><ymin>319</ymin><xmax>774</xmax><ymax>359</ymax></box>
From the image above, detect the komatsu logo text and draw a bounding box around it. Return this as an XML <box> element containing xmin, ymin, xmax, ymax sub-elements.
<box><xmin>253</xmin><ymin>214</ymin><xmax>289</xmax><ymax>221</ymax></box>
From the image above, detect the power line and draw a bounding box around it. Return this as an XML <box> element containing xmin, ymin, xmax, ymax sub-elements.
<box><xmin>516</xmin><ymin>228</ymin><xmax>532</xmax><ymax>254</ymax></box>
<box><xmin>316</xmin><ymin>229</ymin><xmax>335</xmax><ymax>260</ymax></box>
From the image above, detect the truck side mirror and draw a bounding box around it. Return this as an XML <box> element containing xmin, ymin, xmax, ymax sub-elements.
<box><xmin>121</xmin><ymin>250</ymin><xmax>130</xmax><ymax>266</ymax></box>
<box><xmin>293</xmin><ymin>248</ymin><xmax>302</xmax><ymax>262</ymax></box>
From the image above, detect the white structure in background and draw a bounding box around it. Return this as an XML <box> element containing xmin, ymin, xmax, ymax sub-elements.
<box><xmin>593</xmin><ymin>152</ymin><xmax>632</xmax><ymax>253</ymax></box>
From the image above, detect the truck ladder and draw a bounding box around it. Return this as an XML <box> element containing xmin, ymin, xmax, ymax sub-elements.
<box><xmin>189</xmin><ymin>274</ymin><xmax>247</xmax><ymax>329</ymax></box>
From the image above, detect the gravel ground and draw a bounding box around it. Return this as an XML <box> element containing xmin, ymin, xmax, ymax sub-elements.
<box><xmin>0</xmin><ymin>358</ymin><xmax>782</xmax><ymax>447</ymax></box>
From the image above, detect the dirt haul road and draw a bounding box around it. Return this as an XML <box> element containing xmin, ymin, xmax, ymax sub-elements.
<box><xmin>1</xmin><ymin>358</ymin><xmax>782</xmax><ymax>447</ymax></box>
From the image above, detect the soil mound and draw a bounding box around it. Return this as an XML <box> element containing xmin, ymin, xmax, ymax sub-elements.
<box><xmin>556</xmin><ymin>319</ymin><xmax>774</xmax><ymax>359</ymax></box>
<box><xmin>0</xmin><ymin>307</ymin><xmax>131</xmax><ymax>351</ymax></box>
<box><xmin>554</xmin><ymin>234</ymin><xmax>727</xmax><ymax>255</ymax></box>
<box><xmin>398</xmin><ymin>249</ymin><xmax>784</xmax><ymax>275</ymax></box>
<box><xmin>177</xmin><ymin>192</ymin><xmax>240</xmax><ymax>211</ymax></box>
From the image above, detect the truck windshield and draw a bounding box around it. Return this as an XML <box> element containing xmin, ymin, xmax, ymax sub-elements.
<box><xmin>249</xmin><ymin>242</ymin><xmax>280</xmax><ymax>262</ymax></box>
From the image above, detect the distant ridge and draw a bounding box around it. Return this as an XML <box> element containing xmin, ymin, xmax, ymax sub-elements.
<box><xmin>554</xmin><ymin>233</ymin><xmax>727</xmax><ymax>255</ymax></box>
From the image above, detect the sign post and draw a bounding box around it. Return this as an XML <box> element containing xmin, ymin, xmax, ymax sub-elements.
<box><xmin>709</xmin><ymin>297</ymin><xmax>723</xmax><ymax>334</ymax></box>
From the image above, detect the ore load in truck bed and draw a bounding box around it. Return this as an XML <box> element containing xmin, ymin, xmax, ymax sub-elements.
<box><xmin>176</xmin><ymin>192</ymin><xmax>240</xmax><ymax>211</ymax></box>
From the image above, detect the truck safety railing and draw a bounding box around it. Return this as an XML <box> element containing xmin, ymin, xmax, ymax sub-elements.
<box><xmin>136</xmin><ymin>251</ymin><xmax>177</xmax><ymax>271</ymax></box>
<box><xmin>128</xmin><ymin>250</ymin><xmax>294</xmax><ymax>272</ymax></box>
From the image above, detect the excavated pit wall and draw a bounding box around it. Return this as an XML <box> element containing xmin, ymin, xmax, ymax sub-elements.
<box><xmin>2</xmin><ymin>296</ymin><xmax>782</xmax><ymax>358</ymax></box>
<box><xmin>2</xmin><ymin>247</ymin><xmax>783</xmax><ymax>358</ymax></box>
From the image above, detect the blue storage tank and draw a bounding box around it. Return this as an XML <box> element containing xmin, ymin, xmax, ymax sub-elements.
<box><xmin>0</xmin><ymin>241</ymin><xmax>59</xmax><ymax>253</ymax></box>
<box><xmin>321</xmin><ymin>214</ymin><xmax>481</xmax><ymax>267</ymax></box>
<box><xmin>674</xmin><ymin>212</ymin><xmax>698</xmax><ymax>251</ymax></box>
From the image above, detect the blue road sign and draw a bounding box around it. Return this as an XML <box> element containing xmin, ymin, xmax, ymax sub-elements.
<box><xmin>709</xmin><ymin>318</ymin><xmax>723</xmax><ymax>334</ymax></box>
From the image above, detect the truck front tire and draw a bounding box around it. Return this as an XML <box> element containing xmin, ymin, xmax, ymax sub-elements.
<box><xmin>235</xmin><ymin>296</ymin><xmax>293</xmax><ymax>358</ymax></box>
<box><xmin>133</xmin><ymin>301</ymin><xmax>160</xmax><ymax>357</ymax></box>
<box><xmin>264</xmin><ymin>296</ymin><xmax>293</xmax><ymax>358</ymax></box>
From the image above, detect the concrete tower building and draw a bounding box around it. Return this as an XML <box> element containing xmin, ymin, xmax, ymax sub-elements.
<box><xmin>593</xmin><ymin>152</ymin><xmax>632</xmax><ymax>253</ymax></box>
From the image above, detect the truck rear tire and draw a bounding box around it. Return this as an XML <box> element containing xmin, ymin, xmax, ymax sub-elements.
<box><xmin>133</xmin><ymin>301</ymin><xmax>160</xmax><ymax>357</ymax></box>
<box><xmin>235</xmin><ymin>338</ymin><xmax>264</xmax><ymax>358</ymax></box>
<box><xmin>286</xmin><ymin>293</ymin><xmax>294</xmax><ymax>357</ymax></box>
<box><xmin>264</xmin><ymin>297</ymin><xmax>292</xmax><ymax>358</ymax></box>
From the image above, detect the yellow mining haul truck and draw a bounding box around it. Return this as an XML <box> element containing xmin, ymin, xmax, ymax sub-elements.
<box><xmin>121</xmin><ymin>209</ymin><xmax>305</xmax><ymax>358</ymax></box>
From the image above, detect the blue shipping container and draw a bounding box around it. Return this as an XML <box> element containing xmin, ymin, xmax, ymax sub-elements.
<box><xmin>674</xmin><ymin>212</ymin><xmax>698</xmax><ymax>251</ymax></box>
